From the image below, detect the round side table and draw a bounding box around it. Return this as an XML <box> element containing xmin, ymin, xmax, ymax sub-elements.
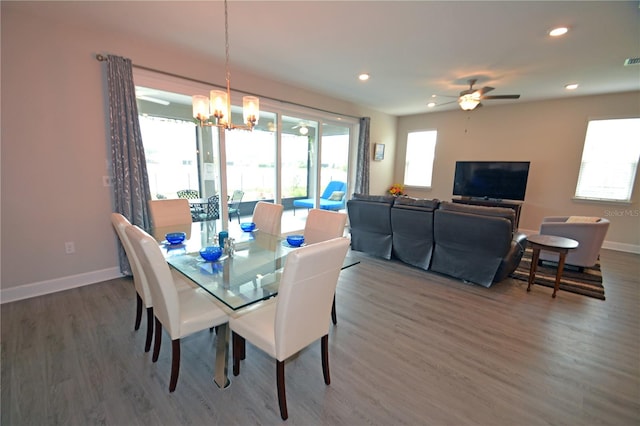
<box><xmin>526</xmin><ymin>234</ymin><xmax>579</xmax><ymax>298</ymax></box>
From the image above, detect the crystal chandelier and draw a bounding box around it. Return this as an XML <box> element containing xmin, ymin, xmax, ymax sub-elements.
<box><xmin>192</xmin><ymin>0</ymin><xmax>259</xmax><ymax>130</ymax></box>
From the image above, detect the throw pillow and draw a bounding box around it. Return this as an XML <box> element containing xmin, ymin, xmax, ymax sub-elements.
<box><xmin>328</xmin><ymin>191</ymin><xmax>345</xmax><ymax>201</ymax></box>
<box><xmin>566</xmin><ymin>216</ymin><xmax>601</xmax><ymax>223</ymax></box>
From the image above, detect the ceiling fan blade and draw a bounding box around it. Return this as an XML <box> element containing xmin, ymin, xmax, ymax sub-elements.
<box><xmin>435</xmin><ymin>100</ymin><xmax>458</xmax><ymax>107</ymax></box>
<box><xmin>477</xmin><ymin>86</ymin><xmax>495</xmax><ymax>96</ymax></box>
<box><xmin>481</xmin><ymin>94</ymin><xmax>521</xmax><ymax>100</ymax></box>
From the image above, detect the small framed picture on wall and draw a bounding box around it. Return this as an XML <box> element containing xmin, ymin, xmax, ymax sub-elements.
<box><xmin>374</xmin><ymin>143</ymin><xmax>385</xmax><ymax>161</ymax></box>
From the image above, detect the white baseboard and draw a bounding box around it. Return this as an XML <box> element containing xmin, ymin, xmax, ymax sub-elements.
<box><xmin>601</xmin><ymin>241</ymin><xmax>640</xmax><ymax>254</ymax></box>
<box><xmin>1</xmin><ymin>267</ymin><xmax>124</xmax><ymax>304</ymax></box>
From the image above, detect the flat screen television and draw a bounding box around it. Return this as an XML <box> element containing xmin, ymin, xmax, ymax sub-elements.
<box><xmin>453</xmin><ymin>161</ymin><xmax>530</xmax><ymax>201</ymax></box>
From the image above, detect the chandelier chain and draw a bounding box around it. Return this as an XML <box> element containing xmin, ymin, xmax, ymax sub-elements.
<box><xmin>224</xmin><ymin>0</ymin><xmax>230</xmax><ymax>84</ymax></box>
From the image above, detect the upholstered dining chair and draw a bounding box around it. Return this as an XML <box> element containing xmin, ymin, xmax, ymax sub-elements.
<box><xmin>111</xmin><ymin>213</ymin><xmax>156</xmax><ymax>351</ymax></box>
<box><xmin>110</xmin><ymin>213</ymin><xmax>193</xmax><ymax>352</ymax></box>
<box><xmin>148</xmin><ymin>199</ymin><xmax>192</xmax><ymax>228</ymax></box>
<box><xmin>230</xmin><ymin>237</ymin><xmax>350</xmax><ymax>420</ymax></box>
<box><xmin>252</xmin><ymin>201</ymin><xmax>284</xmax><ymax>236</ymax></box>
<box><xmin>303</xmin><ymin>209</ymin><xmax>348</xmax><ymax>325</ymax></box>
<box><xmin>125</xmin><ymin>225</ymin><xmax>228</xmax><ymax>392</ymax></box>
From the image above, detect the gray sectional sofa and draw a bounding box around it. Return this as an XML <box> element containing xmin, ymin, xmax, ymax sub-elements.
<box><xmin>347</xmin><ymin>194</ymin><xmax>527</xmax><ymax>287</ymax></box>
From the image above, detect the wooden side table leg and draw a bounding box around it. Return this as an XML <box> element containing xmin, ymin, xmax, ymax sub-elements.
<box><xmin>527</xmin><ymin>248</ymin><xmax>541</xmax><ymax>292</ymax></box>
<box><xmin>553</xmin><ymin>252</ymin><xmax>567</xmax><ymax>298</ymax></box>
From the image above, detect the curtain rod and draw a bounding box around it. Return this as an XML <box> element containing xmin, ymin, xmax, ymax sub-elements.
<box><xmin>95</xmin><ymin>54</ymin><xmax>362</xmax><ymax>120</ymax></box>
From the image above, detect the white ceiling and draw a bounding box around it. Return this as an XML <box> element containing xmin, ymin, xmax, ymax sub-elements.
<box><xmin>14</xmin><ymin>1</ymin><xmax>640</xmax><ymax>116</ymax></box>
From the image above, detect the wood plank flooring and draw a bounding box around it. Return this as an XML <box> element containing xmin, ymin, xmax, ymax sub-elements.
<box><xmin>2</xmin><ymin>248</ymin><xmax>639</xmax><ymax>425</ymax></box>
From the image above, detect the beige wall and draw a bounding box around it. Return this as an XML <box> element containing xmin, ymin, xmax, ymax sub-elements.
<box><xmin>0</xmin><ymin>5</ymin><xmax>396</xmax><ymax>293</ymax></box>
<box><xmin>396</xmin><ymin>91</ymin><xmax>640</xmax><ymax>251</ymax></box>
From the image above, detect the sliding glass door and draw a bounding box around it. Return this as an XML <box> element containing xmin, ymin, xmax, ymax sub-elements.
<box><xmin>134</xmin><ymin>71</ymin><xmax>357</xmax><ymax>231</ymax></box>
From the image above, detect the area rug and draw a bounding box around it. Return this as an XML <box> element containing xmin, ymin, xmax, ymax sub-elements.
<box><xmin>511</xmin><ymin>248</ymin><xmax>605</xmax><ymax>300</ymax></box>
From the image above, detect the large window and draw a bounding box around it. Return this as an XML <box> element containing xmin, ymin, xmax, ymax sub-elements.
<box><xmin>139</xmin><ymin>115</ymin><xmax>200</xmax><ymax>199</ymax></box>
<box><xmin>404</xmin><ymin>130</ymin><xmax>437</xmax><ymax>187</ymax></box>
<box><xmin>574</xmin><ymin>118</ymin><xmax>640</xmax><ymax>202</ymax></box>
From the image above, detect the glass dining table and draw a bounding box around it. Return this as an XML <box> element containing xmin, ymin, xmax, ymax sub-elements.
<box><xmin>151</xmin><ymin>220</ymin><xmax>359</xmax><ymax>389</ymax></box>
<box><xmin>151</xmin><ymin>220</ymin><xmax>298</xmax><ymax>388</ymax></box>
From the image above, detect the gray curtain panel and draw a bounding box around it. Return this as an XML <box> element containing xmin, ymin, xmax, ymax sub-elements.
<box><xmin>106</xmin><ymin>54</ymin><xmax>152</xmax><ymax>275</ymax></box>
<box><xmin>354</xmin><ymin>117</ymin><xmax>371</xmax><ymax>195</ymax></box>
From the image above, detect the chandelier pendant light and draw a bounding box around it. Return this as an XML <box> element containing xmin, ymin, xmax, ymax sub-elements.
<box><xmin>192</xmin><ymin>0</ymin><xmax>259</xmax><ymax>130</ymax></box>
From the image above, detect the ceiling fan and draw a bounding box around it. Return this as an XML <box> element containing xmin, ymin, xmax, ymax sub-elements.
<box><xmin>438</xmin><ymin>79</ymin><xmax>521</xmax><ymax>111</ymax></box>
<box><xmin>291</xmin><ymin>122</ymin><xmax>311</xmax><ymax>135</ymax></box>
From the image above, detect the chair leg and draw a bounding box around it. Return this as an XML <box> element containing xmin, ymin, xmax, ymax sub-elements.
<box><xmin>239</xmin><ymin>334</ymin><xmax>246</xmax><ymax>360</ymax></box>
<box><xmin>276</xmin><ymin>360</ymin><xmax>288</xmax><ymax>420</ymax></box>
<box><xmin>144</xmin><ymin>307</ymin><xmax>154</xmax><ymax>352</ymax></box>
<box><xmin>232</xmin><ymin>332</ymin><xmax>242</xmax><ymax>376</ymax></box>
<box><xmin>331</xmin><ymin>295</ymin><xmax>337</xmax><ymax>325</ymax></box>
<box><xmin>169</xmin><ymin>339</ymin><xmax>181</xmax><ymax>392</ymax></box>
<box><xmin>134</xmin><ymin>294</ymin><xmax>143</xmax><ymax>330</ymax></box>
<box><xmin>152</xmin><ymin>317</ymin><xmax>162</xmax><ymax>362</ymax></box>
<box><xmin>321</xmin><ymin>334</ymin><xmax>330</xmax><ymax>385</ymax></box>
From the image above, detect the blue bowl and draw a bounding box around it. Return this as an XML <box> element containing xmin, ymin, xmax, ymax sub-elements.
<box><xmin>240</xmin><ymin>222</ymin><xmax>256</xmax><ymax>232</ymax></box>
<box><xmin>200</xmin><ymin>246</ymin><xmax>223</xmax><ymax>261</ymax></box>
<box><xmin>286</xmin><ymin>235</ymin><xmax>305</xmax><ymax>247</ymax></box>
<box><xmin>165</xmin><ymin>232</ymin><xmax>186</xmax><ymax>245</ymax></box>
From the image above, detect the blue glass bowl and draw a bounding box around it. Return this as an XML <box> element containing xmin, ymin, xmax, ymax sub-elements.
<box><xmin>165</xmin><ymin>232</ymin><xmax>186</xmax><ymax>245</ymax></box>
<box><xmin>200</xmin><ymin>246</ymin><xmax>223</xmax><ymax>261</ymax></box>
<box><xmin>286</xmin><ymin>235</ymin><xmax>305</xmax><ymax>247</ymax></box>
<box><xmin>240</xmin><ymin>222</ymin><xmax>256</xmax><ymax>232</ymax></box>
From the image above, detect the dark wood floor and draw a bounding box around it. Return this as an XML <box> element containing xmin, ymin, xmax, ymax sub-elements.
<box><xmin>2</xmin><ymin>248</ymin><xmax>639</xmax><ymax>425</ymax></box>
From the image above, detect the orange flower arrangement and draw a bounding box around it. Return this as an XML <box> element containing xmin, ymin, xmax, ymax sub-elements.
<box><xmin>388</xmin><ymin>183</ymin><xmax>405</xmax><ymax>196</ymax></box>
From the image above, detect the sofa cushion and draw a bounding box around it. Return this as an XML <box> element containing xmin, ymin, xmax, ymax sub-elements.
<box><xmin>393</xmin><ymin>196</ymin><xmax>440</xmax><ymax>211</ymax></box>
<box><xmin>439</xmin><ymin>201</ymin><xmax>515</xmax><ymax>232</ymax></box>
<box><xmin>566</xmin><ymin>216</ymin><xmax>601</xmax><ymax>223</ymax></box>
<box><xmin>347</xmin><ymin>195</ymin><xmax>394</xmax><ymax>259</ymax></box>
<box><xmin>352</xmin><ymin>193</ymin><xmax>397</xmax><ymax>203</ymax></box>
<box><xmin>391</xmin><ymin>197</ymin><xmax>439</xmax><ymax>269</ymax></box>
<box><xmin>431</xmin><ymin>209</ymin><xmax>513</xmax><ymax>287</ymax></box>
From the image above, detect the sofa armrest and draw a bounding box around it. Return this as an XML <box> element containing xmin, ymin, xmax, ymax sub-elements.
<box><xmin>494</xmin><ymin>232</ymin><xmax>528</xmax><ymax>282</ymax></box>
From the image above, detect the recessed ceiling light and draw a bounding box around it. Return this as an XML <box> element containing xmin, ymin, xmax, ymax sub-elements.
<box><xmin>549</xmin><ymin>27</ymin><xmax>569</xmax><ymax>37</ymax></box>
<box><xmin>427</xmin><ymin>102</ymin><xmax>436</xmax><ymax>108</ymax></box>
<box><xmin>358</xmin><ymin>73</ymin><xmax>370</xmax><ymax>81</ymax></box>
<box><xmin>565</xmin><ymin>83</ymin><xmax>579</xmax><ymax>90</ymax></box>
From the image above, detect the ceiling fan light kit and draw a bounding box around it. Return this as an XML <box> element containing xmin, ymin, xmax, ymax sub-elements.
<box><xmin>442</xmin><ymin>78</ymin><xmax>521</xmax><ymax>111</ymax></box>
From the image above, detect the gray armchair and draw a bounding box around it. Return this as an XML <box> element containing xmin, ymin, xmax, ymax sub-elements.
<box><xmin>539</xmin><ymin>216</ymin><xmax>610</xmax><ymax>269</ymax></box>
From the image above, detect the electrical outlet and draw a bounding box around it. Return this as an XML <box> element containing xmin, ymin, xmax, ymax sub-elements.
<box><xmin>102</xmin><ymin>176</ymin><xmax>112</xmax><ymax>187</ymax></box>
<box><xmin>65</xmin><ymin>241</ymin><xmax>75</xmax><ymax>254</ymax></box>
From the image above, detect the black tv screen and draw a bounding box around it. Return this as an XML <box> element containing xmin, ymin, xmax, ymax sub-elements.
<box><xmin>453</xmin><ymin>161</ymin><xmax>530</xmax><ymax>201</ymax></box>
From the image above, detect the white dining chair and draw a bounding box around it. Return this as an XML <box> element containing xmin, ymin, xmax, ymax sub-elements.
<box><xmin>148</xmin><ymin>199</ymin><xmax>192</xmax><ymax>228</ymax></box>
<box><xmin>125</xmin><ymin>224</ymin><xmax>228</xmax><ymax>392</ymax></box>
<box><xmin>303</xmin><ymin>209</ymin><xmax>348</xmax><ymax>325</ymax></box>
<box><xmin>230</xmin><ymin>237</ymin><xmax>350</xmax><ymax>420</ymax></box>
<box><xmin>303</xmin><ymin>208</ymin><xmax>347</xmax><ymax>245</ymax></box>
<box><xmin>111</xmin><ymin>213</ymin><xmax>192</xmax><ymax>352</ymax></box>
<box><xmin>252</xmin><ymin>201</ymin><xmax>283</xmax><ymax>236</ymax></box>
